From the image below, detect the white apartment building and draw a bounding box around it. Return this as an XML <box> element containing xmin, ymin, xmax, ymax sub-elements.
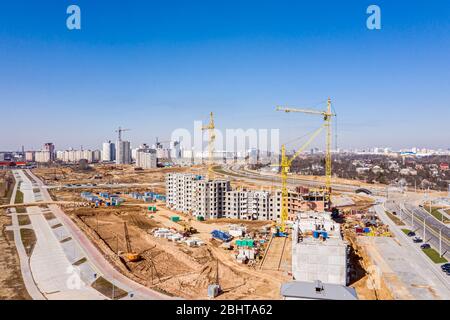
<box><xmin>35</xmin><ymin>150</ymin><xmax>51</xmax><ymax>163</ymax></box>
<box><xmin>55</xmin><ymin>150</ymin><xmax>100</xmax><ymax>163</ymax></box>
<box><xmin>135</xmin><ymin>148</ymin><xmax>157</xmax><ymax>169</ymax></box>
<box><xmin>102</xmin><ymin>141</ymin><xmax>115</xmax><ymax>162</ymax></box>
<box><xmin>25</xmin><ymin>151</ymin><xmax>35</xmax><ymax>162</ymax></box>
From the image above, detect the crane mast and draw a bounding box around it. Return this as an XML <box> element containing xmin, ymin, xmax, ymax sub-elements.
<box><xmin>324</xmin><ymin>98</ymin><xmax>332</xmax><ymax>205</ymax></box>
<box><xmin>115</xmin><ymin>126</ymin><xmax>131</xmax><ymax>141</ymax></box>
<box><xmin>276</xmin><ymin>98</ymin><xmax>335</xmax><ymax>231</ymax></box>
<box><xmin>277</xmin><ymin>126</ymin><xmax>325</xmax><ymax>232</ymax></box>
<box><xmin>202</xmin><ymin>112</ymin><xmax>216</xmax><ymax>180</ymax></box>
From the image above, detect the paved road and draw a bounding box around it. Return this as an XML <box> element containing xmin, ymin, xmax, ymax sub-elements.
<box><xmin>217</xmin><ymin>165</ymin><xmax>450</xmax><ymax>292</ymax></box>
<box><xmin>19</xmin><ymin>169</ymin><xmax>172</xmax><ymax>300</ymax></box>
<box><xmin>374</xmin><ymin>203</ymin><xmax>449</xmax><ymax>297</ymax></box>
<box><xmin>6</xmin><ymin>171</ymin><xmax>45</xmax><ymax>300</ymax></box>
<box><xmin>385</xmin><ymin>199</ymin><xmax>449</xmax><ymax>260</ymax></box>
<box><xmin>216</xmin><ymin>165</ymin><xmax>388</xmax><ymax>196</ymax></box>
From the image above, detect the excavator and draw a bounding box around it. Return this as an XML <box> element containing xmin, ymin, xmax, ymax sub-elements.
<box><xmin>122</xmin><ymin>222</ymin><xmax>141</xmax><ymax>262</ymax></box>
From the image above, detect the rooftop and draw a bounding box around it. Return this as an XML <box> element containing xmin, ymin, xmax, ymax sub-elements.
<box><xmin>281</xmin><ymin>281</ymin><xmax>358</xmax><ymax>300</ymax></box>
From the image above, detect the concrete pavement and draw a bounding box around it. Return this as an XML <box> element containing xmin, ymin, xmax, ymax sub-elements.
<box><xmin>23</xmin><ymin>169</ymin><xmax>171</xmax><ymax>300</ymax></box>
<box><xmin>375</xmin><ymin>203</ymin><xmax>450</xmax><ymax>298</ymax></box>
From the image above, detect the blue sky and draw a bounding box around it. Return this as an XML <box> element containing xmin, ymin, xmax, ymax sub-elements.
<box><xmin>0</xmin><ymin>1</ymin><xmax>449</xmax><ymax>151</ymax></box>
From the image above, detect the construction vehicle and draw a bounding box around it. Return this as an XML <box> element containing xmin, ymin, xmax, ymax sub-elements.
<box><xmin>202</xmin><ymin>112</ymin><xmax>215</xmax><ymax>179</ymax></box>
<box><xmin>276</xmin><ymin>98</ymin><xmax>336</xmax><ymax>209</ymax></box>
<box><xmin>182</xmin><ymin>226</ymin><xmax>198</xmax><ymax>237</ymax></box>
<box><xmin>122</xmin><ymin>222</ymin><xmax>141</xmax><ymax>262</ymax></box>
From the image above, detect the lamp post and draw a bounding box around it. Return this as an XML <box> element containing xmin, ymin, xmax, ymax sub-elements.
<box><xmin>423</xmin><ymin>216</ymin><xmax>432</xmax><ymax>241</ymax></box>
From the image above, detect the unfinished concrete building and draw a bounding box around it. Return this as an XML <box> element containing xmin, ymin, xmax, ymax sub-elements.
<box><xmin>165</xmin><ymin>173</ymin><xmax>327</xmax><ymax>223</ymax></box>
<box><xmin>192</xmin><ymin>179</ymin><xmax>231</xmax><ymax>219</ymax></box>
<box><xmin>225</xmin><ymin>190</ymin><xmax>272</xmax><ymax>220</ymax></box>
<box><xmin>166</xmin><ymin>173</ymin><xmax>200</xmax><ymax>213</ymax></box>
<box><xmin>291</xmin><ymin>211</ymin><xmax>349</xmax><ymax>286</ymax></box>
<box><xmin>166</xmin><ymin>173</ymin><xmax>231</xmax><ymax>219</ymax></box>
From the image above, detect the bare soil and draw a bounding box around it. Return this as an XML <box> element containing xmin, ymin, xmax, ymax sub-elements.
<box><xmin>0</xmin><ymin>211</ymin><xmax>32</xmax><ymax>299</ymax></box>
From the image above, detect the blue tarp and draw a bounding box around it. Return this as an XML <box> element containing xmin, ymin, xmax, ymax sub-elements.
<box><xmin>211</xmin><ymin>230</ymin><xmax>232</xmax><ymax>242</ymax></box>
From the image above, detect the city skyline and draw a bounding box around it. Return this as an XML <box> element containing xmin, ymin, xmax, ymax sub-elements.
<box><xmin>1</xmin><ymin>1</ymin><xmax>449</xmax><ymax>150</ymax></box>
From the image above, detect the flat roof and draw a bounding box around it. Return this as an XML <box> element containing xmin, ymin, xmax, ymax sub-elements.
<box><xmin>281</xmin><ymin>281</ymin><xmax>358</xmax><ymax>300</ymax></box>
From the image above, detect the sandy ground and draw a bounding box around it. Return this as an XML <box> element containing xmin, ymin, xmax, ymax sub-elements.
<box><xmin>61</xmin><ymin>201</ymin><xmax>290</xmax><ymax>300</ymax></box>
<box><xmin>0</xmin><ymin>210</ymin><xmax>32</xmax><ymax>300</ymax></box>
<box><xmin>32</xmin><ymin>165</ymin><xmax>388</xmax><ymax>300</ymax></box>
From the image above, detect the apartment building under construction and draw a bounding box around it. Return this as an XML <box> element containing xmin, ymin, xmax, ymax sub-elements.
<box><xmin>165</xmin><ymin>173</ymin><xmax>231</xmax><ymax>219</ymax></box>
<box><xmin>166</xmin><ymin>173</ymin><xmax>326</xmax><ymax>222</ymax></box>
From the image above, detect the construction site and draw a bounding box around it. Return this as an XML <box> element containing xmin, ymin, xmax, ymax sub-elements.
<box><xmin>12</xmin><ymin>104</ymin><xmax>414</xmax><ymax>301</ymax></box>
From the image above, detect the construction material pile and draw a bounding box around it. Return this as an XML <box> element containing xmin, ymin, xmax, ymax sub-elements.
<box><xmin>152</xmin><ymin>228</ymin><xmax>205</xmax><ymax>247</ymax></box>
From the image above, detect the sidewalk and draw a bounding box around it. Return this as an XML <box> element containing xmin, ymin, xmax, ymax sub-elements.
<box><xmin>375</xmin><ymin>203</ymin><xmax>450</xmax><ymax>298</ymax></box>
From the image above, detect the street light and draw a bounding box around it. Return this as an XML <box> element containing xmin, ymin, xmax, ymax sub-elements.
<box><xmin>423</xmin><ymin>216</ymin><xmax>432</xmax><ymax>241</ymax></box>
<box><xmin>438</xmin><ymin>226</ymin><xmax>444</xmax><ymax>257</ymax></box>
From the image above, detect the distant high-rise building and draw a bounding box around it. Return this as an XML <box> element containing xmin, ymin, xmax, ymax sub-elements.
<box><xmin>170</xmin><ymin>140</ymin><xmax>181</xmax><ymax>159</ymax></box>
<box><xmin>25</xmin><ymin>151</ymin><xmax>35</xmax><ymax>162</ymax></box>
<box><xmin>135</xmin><ymin>148</ymin><xmax>157</xmax><ymax>169</ymax></box>
<box><xmin>35</xmin><ymin>151</ymin><xmax>51</xmax><ymax>163</ymax></box>
<box><xmin>56</xmin><ymin>149</ymin><xmax>101</xmax><ymax>163</ymax></box>
<box><xmin>102</xmin><ymin>141</ymin><xmax>116</xmax><ymax>162</ymax></box>
<box><xmin>116</xmin><ymin>140</ymin><xmax>131</xmax><ymax>164</ymax></box>
<box><xmin>43</xmin><ymin>143</ymin><xmax>55</xmax><ymax>161</ymax></box>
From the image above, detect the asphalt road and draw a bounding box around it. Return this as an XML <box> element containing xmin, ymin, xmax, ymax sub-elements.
<box><xmin>217</xmin><ymin>165</ymin><xmax>388</xmax><ymax>196</ymax></box>
<box><xmin>385</xmin><ymin>200</ymin><xmax>449</xmax><ymax>260</ymax></box>
<box><xmin>218</xmin><ymin>165</ymin><xmax>450</xmax><ymax>261</ymax></box>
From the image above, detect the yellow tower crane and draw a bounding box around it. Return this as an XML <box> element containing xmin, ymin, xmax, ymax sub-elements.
<box><xmin>202</xmin><ymin>112</ymin><xmax>216</xmax><ymax>179</ymax></box>
<box><xmin>276</xmin><ymin>98</ymin><xmax>336</xmax><ymax>208</ymax></box>
<box><xmin>275</xmin><ymin>126</ymin><xmax>325</xmax><ymax>233</ymax></box>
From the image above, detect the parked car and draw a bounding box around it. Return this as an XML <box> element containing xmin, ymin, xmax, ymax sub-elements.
<box><xmin>420</xmin><ymin>243</ymin><xmax>431</xmax><ymax>249</ymax></box>
<box><xmin>407</xmin><ymin>231</ymin><xmax>416</xmax><ymax>237</ymax></box>
<box><xmin>413</xmin><ymin>237</ymin><xmax>423</xmax><ymax>243</ymax></box>
<box><xmin>441</xmin><ymin>263</ymin><xmax>450</xmax><ymax>271</ymax></box>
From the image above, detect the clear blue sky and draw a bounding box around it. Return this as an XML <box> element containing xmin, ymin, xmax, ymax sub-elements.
<box><xmin>0</xmin><ymin>1</ymin><xmax>449</xmax><ymax>151</ymax></box>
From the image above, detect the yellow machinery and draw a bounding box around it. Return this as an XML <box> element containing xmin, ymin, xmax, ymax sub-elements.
<box><xmin>276</xmin><ymin>98</ymin><xmax>336</xmax><ymax>207</ymax></box>
<box><xmin>123</xmin><ymin>222</ymin><xmax>141</xmax><ymax>262</ymax></box>
<box><xmin>274</xmin><ymin>126</ymin><xmax>325</xmax><ymax>233</ymax></box>
<box><xmin>202</xmin><ymin>112</ymin><xmax>216</xmax><ymax>179</ymax></box>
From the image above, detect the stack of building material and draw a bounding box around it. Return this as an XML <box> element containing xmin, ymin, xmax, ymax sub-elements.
<box><xmin>228</xmin><ymin>225</ymin><xmax>246</xmax><ymax>237</ymax></box>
